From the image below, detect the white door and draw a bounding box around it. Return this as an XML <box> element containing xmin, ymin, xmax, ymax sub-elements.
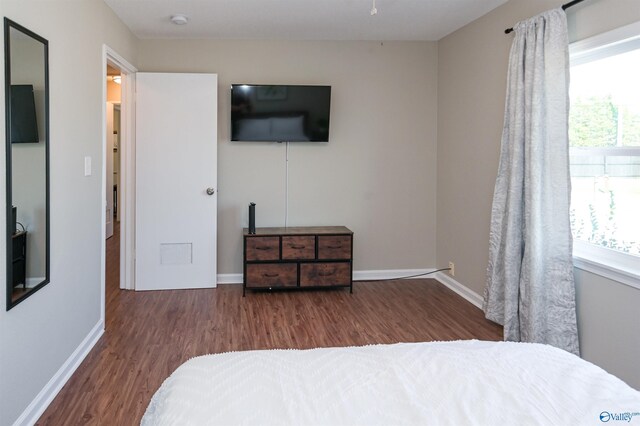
<box><xmin>105</xmin><ymin>102</ymin><xmax>115</xmax><ymax>239</ymax></box>
<box><xmin>135</xmin><ymin>72</ymin><xmax>218</xmax><ymax>291</ymax></box>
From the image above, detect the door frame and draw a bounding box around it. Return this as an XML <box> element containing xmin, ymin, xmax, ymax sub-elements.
<box><xmin>101</xmin><ymin>45</ymin><xmax>137</xmax><ymax>323</ymax></box>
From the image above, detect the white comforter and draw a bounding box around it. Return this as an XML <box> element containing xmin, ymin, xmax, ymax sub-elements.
<box><xmin>141</xmin><ymin>340</ymin><xmax>640</xmax><ymax>425</ymax></box>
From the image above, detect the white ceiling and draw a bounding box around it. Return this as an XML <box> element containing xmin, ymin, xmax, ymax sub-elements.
<box><xmin>103</xmin><ymin>0</ymin><xmax>508</xmax><ymax>41</ymax></box>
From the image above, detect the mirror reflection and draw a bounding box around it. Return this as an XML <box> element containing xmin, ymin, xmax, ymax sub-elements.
<box><xmin>5</xmin><ymin>18</ymin><xmax>49</xmax><ymax>310</ymax></box>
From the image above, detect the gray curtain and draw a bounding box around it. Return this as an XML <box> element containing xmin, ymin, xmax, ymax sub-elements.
<box><xmin>483</xmin><ymin>8</ymin><xmax>579</xmax><ymax>355</ymax></box>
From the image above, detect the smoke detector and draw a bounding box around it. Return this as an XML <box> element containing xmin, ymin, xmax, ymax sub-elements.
<box><xmin>170</xmin><ymin>14</ymin><xmax>189</xmax><ymax>25</ymax></box>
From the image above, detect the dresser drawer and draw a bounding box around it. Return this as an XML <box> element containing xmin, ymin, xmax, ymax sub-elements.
<box><xmin>246</xmin><ymin>264</ymin><xmax>297</xmax><ymax>288</ymax></box>
<box><xmin>300</xmin><ymin>262</ymin><xmax>351</xmax><ymax>287</ymax></box>
<box><xmin>317</xmin><ymin>236</ymin><xmax>351</xmax><ymax>260</ymax></box>
<box><xmin>282</xmin><ymin>236</ymin><xmax>315</xmax><ymax>260</ymax></box>
<box><xmin>245</xmin><ymin>236</ymin><xmax>280</xmax><ymax>261</ymax></box>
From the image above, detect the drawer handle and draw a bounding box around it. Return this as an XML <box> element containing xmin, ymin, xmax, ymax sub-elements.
<box><xmin>264</xmin><ymin>273</ymin><xmax>279</xmax><ymax>278</ymax></box>
<box><xmin>327</xmin><ymin>245</ymin><xmax>342</xmax><ymax>249</ymax></box>
<box><xmin>319</xmin><ymin>271</ymin><xmax>334</xmax><ymax>277</ymax></box>
<box><xmin>255</xmin><ymin>246</ymin><xmax>271</xmax><ymax>251</ymax></box>
<box><xmin>290</xmin><ymin>245</ymin><xmax>305</xmax><ymax>249</ymax></box>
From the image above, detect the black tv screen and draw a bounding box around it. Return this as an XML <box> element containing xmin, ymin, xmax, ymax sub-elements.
<box><xmin>231</xmin><ymin>84</ymin><xmax>331</xmax><ymax>142</ymax></box>
<box><xmin>10</xmin><ymin>84</ymin><xmax>39</xmax><ymax>143</ymax></box>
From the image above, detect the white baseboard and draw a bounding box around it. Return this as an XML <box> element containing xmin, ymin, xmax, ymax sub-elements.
<box><xmin>434</xmin><ymin>272</ymin><xmax>483</xmax><ymax>309</ymax></box>
<box><xmin>353</xmin><ymin>268</ymin><xmax>436</xmax><ymax>281</ymax></box>
<box><xmin>217</xmin><ymin>273</ymin><xmax>243</xmax><ymax>284</ymax></box>
<box><xmin>13</xmin><ymin>321</ymin><xmax>104</xmax><ymax>426</ymax></box>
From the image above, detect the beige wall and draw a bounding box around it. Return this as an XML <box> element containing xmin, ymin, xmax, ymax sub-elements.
<box><xmin>0</xmin><ymin>1</ymin><xmax>138</xmax><ymax>424</ymax></box>
<box><xmin>437</xmin><ymin>0</ymin><xmax>640</xmax><ymax>389</ymax></box>
<box><xmin>574</xmin><ymin>269</ymin><xmax>640</xmax><ymax>388</ymax></box>
<box><xmin>137</xmin><ymin>40</ymin><xmax>438</xmax><ymax>275</ymax></box>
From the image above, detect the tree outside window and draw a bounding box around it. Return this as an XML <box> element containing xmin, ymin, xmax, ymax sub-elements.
<box><xmin>569</xmin><ymin>46</ymin><xmax>640</xmax><ymax>256</ymax></box>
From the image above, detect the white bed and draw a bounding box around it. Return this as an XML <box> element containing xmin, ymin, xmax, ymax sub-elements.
<box><xmin>141</xmin><ymin>340</ymin><xmax>640</xmax><ymax>425</ymax></box>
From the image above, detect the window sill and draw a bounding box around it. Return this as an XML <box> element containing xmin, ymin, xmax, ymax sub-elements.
<box><xmin>573</xmin><ymin>241</ymin><xmax>640</xmax><ymax>291</ymax></box>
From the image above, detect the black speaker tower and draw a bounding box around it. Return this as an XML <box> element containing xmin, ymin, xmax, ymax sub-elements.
<box><xmin>12</xmin><ymin>206</ymin><xmax>17</xmax><ymax>234</ymax></box>
<box><xmin>248</xmin><ymin>202</ymin><xmax>256</xmax><ymax>234</ymax></box>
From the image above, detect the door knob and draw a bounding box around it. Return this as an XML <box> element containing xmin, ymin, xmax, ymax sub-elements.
<box><xmin>206</xmin><ymin>187</ymin><xmax>215</xmax><ymax>195</ymax></box>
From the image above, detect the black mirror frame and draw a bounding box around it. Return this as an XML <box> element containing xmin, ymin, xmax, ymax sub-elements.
<box><xmin>5</xmin><ymin>17</ymin><xmax>50</xmax><ymax>311</ymax></box>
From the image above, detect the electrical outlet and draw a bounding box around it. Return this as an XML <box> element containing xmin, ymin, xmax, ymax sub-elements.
<box><xmin>448</xmin><ymin>261</ymin><xmax>455</xmax><ymax>277</ymax></box>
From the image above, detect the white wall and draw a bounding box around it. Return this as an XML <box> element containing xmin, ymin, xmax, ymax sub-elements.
<box><xmin>137</xmin><ymin>40</ymin><xmax>439</xmax><ymax>276</ymax></box>
<box><xmin>437</xmin><ymin>0</ymin><xmax>640</xmax><ymax>389</ymax></box>
<box><xmin>0</xmin><ymin>1</ymin><xmax>137</xmax><ymax>425</ymax></box>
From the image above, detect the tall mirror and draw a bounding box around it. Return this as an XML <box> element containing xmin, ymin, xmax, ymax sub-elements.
<box><xmin>5</xmin><ymin>18</ymin><xmax>49</xmax><ymax>310</ymax></box>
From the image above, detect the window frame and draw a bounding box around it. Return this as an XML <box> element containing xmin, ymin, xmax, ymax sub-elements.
<box><xmin>569</xmin><ymin>20</ymin><xmax>640</xmax><ymax>291</ymax></box>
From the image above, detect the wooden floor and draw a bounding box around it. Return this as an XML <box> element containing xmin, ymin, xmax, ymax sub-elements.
<box><xmin>38</xmin><ymin>225</ymin><xmax>502</xmax><ymax>425</ymax></box>
<box><xmin>11</xmin><ymin>285</ymin><xmax>34</xmax><ymax>303</ymax></box>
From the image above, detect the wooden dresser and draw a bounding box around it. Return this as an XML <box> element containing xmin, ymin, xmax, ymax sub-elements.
<box><xmin>243</xmin><ymin>226</ymin><xmax>353</xmax><ymax>295</ymax></box>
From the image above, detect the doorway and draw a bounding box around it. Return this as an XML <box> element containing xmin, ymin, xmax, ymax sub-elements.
<box><xmin>106</xmin><ymin>65</ymin><xmax>119</xmax><ymax>240</ymax></box>
<box><xmin>101</xmin><ymin>46</ymin><xmax>137</xmax><ymax>325</ymax></box>
<box><xmin>105</xmin><ymin>66</ymin><xmax>120</xmax><ymax>308</ymax></box>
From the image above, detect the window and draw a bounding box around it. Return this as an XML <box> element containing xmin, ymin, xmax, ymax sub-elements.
<box><xmin>569</xmin><ymin>22</ymin><xmax>640</xmax><ymax>288</ymax></box>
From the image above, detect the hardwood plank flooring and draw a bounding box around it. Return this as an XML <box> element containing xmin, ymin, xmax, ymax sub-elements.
<box><xmin>38</xmin><ymin>225</ymin><xmax>501</xmax><ymax>425</ymax></box>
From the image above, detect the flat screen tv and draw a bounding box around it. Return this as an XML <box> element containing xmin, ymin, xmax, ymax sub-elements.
<box><xmin>10</xmin><ymin>84</ymin><xmax>39</xmax><ymax>143</ymax></box>
<box><xmin>231</xmin><ymin>84</ymin><xmax>331</xmax><ymax>142</ymax></box>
